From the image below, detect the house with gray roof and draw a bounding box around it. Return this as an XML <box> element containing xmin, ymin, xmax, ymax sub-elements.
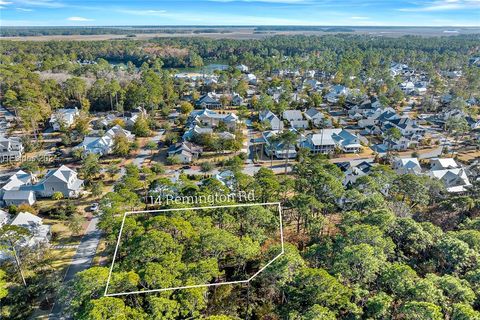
<box><xmin>49</xmin><ymin>107</ymin><xmax>79</xmax><ymax>131</ymax></box>
<box><xmin>0</xmin><ymin>136</ymin><xmax>24</xmax><ymax>163</ymax></box>
<box><xmin>300</xmin><ymin>129</ymin><xmax>361</xmax><ymax>154</ymax></box>
<box><xmin>0</xmin><ymin>170</ymin><xmax>36</xmax><ymax>206</ymax></box>
<box><xmin>74</xmin><ymin>125</ymin><xmax>134</xmax><ymax>156</ymax></box>
<box><xmin>262</xmin><ymin>130</ymin><xmax>298</xmax><ymax>159</ymax></box>
<box><xmin>2</xmin><ymin>190</ymin><xmax>36</xmax><ymax>207</ymax></box>
<box><xmin>393</xmin><ymin>157</ymin><xmax>422</xmax><ymax>175</ymax></box>
<box><xmin>0</xmin><ymin>212</ymin><xmax>51</xmax><ymax>260</ymax></box>
<box><xmin>283</xmin><ymin>110</ymin><xmax>308</xmax><ymax>129</ymax></box>
<box><xmin>190</xmin><ymin>108</ymin><xmax>238</xmax><ymax>130</ymax></box>
<box><xmin>195</xmin><ymin>94</ymin><xmax>222</xmax><ymax>109</ymax></box>
<box><xmin>31</xmin><ymin>165</ymin><xmax>84</xmax><ymax>198</ymax></box>
<box><xmin>259</xmin><ymin>109</ymin><xmax>283</xmax><ymax>131</ymax></box>
<box><xmin>168</xmin><ymin>142</ymin><xmax>203</xmax><ymax>164</ymax></box>
<box><xmin>304</xmin><ymin>108</ymin><xmax>329</xmax><ymax>127</ymax></box>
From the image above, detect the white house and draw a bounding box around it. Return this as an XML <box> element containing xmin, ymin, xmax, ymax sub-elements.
<box><xmin>325</xmin><ymin>85</ymin><xmax>348</xmax><ymax>103</ymax></box>
<box><xmin>283</xmin><ymin>110</ymin><xmax>308</xmax><ymax>129</ymax></box>
<box><xmin>190</xmin><ymin>108</ymin><xmax>238</xmax><ymax>130</ymax></box>
<box><xmin>168</xmin><ymin>142</ymin><xmax>203</xmax><ymax>164</ymax></box>
<box><xmin>430</xmin><ymin>158</ymin><xmax>460</xmax><ymax>170</ymax></box>
<box><xmin>0</xmin><ymin>209</ymin><xmax>10</xmax><ymax>227</ymax></box>
<box><xmin>262</xmin><ymin>131</ymin><xmax>297</xmax><ymax>159</ymax></box>
<box><xmin>259</xmin><ymin>109</ymin><xmax>283</xmax><ymax>131</ymax></box>
<box><xmin>13</xmin><ymin>166</ymin><xmax>84</xmax><ymax>199</ymax></box>
<box><xmin>429</xmin><ymin>168</ymin><xmax>471</xmax><ymax>193</ymax></box>
<box><xmin>336</xmin><ymin>161</ymin><xmax>374</xmax><ymax>186</ymax></box>
<box><xmin>393</xmin><ymin>158</ymin><xmax>422</xmax><ymax>175</ymax></box>
<box><xmin>246</xmin><ymin>73</ymin><xmax>257</xmax><ymax>85</ymax></box>
<box><xmin>0</xmin><ymin>212</ymin><xmax>51</xmax><ymax>260</ymax></box>
<box><xmin>2</xmin><ymin>190</ymin><xmax>36</xmax><ymax>207</ymax></box>
<box><xmin>0</xmin><ymin>136</ymin><xmax>24</xmax><ymax>163</ymax></box>
<box><xmin>75</xmin><ymin>125</ymin><xmax>134</xmax><ymax>156</ymax></box>
<box><xmin>300</xmin><ymin>129</ymin><xmax>361</xmax><ymax>154</ymax></box>
<box><xmin>304</xmin><ymin>108</ymin><xmax>327</xmax><ymax>127</ymax></box>
<box><xmin>34</xmin><ymin>165</ymin><xmax>84</xmax><ymax>198</ymax></box>
<box><xmin>49</xmin><ymin>108</ymin><xmax>79</xmax><ymax>131</ymax></box>
<box><xmin>428</xmin><ymin>158</ymin><xmax>472</xmax><ymax>193</ymax></box>
<box><xmin>1</xmin><ymin>170</ymin><xmax>37</xmax><ymax>206</ymax></box>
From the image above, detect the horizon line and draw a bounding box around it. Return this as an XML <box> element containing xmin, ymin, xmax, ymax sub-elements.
<box><xmin>1</xmin><ymin>25</ymin><xmax>480</xmax><ymax>28</ymax></box>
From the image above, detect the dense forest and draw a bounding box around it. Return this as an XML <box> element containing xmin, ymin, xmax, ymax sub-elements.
<box><xmin>53</xmin><ymin>156</ymin><xmax>480</xmax><ymax>319</ymax></box>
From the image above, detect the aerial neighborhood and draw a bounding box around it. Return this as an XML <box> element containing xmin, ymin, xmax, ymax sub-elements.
<box><xmin>0</xmin><ymin>31</ymin><xmax>479</xmax><ymax>319</ymax></box>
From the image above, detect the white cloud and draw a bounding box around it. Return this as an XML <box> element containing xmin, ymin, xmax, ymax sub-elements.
<box><xmin>0</xmin><ymin>0</ymin><xmax>12</xmax><ymax>4</ymax></box>
<box><xmin>67</xmin><ymin>16</ymin><xmax>94</xmax><ymax>21</ymax></box>
<box><xmin>16</xmin><ymin>7</ymin><xmax>34</xmax><ymax>11</ymax></box>
<box><xmin>351</xmin><ymin>16</ymin><xmax>369</xmax><ymax>19</ymax></box>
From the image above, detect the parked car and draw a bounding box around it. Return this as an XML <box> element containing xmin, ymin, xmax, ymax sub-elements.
<box><xmin>89</xmin><ymin>203</ymin><xmax>99</xmax><ymax>212</ymax></box>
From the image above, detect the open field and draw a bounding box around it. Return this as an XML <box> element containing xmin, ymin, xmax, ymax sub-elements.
<box><xmin>2</xmin><ymin>26</ymin><xmax>480</xmax><ymax>41</ymax></box>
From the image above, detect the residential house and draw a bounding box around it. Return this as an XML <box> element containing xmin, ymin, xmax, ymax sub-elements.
<box><xmin>0</xmin><ymin>136</ymin><xmax>24</xmax><ymax>163</ymax></box>
<box><xmin>0</xmin><ymin>170</ymin><xmax>36</xmax><ymax>206</ymax></box>
<box><xmin>123</xmin><ymin>107</ymin><xmax>147</xmax><ymax>128</ymax></box>
<box><xmin>236</xmin><ymin>64</ymin><xmax>249</xmax><ymax>73</ymax></box>
<box><xmin>283</xmin><ymin>110</ymin><xmax>308</xmax><ymax>129</ymax></box>
<box><xmin>300</xmin><ymin>129</ymin><xmax>361</xmax><ymax>154</ymax></box>
<box><xmin>430</xmin><ymin>158</ymin><xmax>460</xmax><ymax>170</ymax></box>
<box><xmin>190</xmin><ymin>108</ymin><xmax>238</xmax><ymax>130</ymax></box>
<box><xmin>17</xmin><ymin>165</ymin><xmax>84</xmax><ymax>199</ymax></box>
<box><xmin>0</xmin><ymin>209</ymin><xmax>9</xmax><ymax>227</ymax></box>
<box><xmin>304</xmin><ymin>108</ymin><xmax>328</xmax><ymax>127</ymax></box>
<box><xmin>246</xmin><ymin>74</ymin><xmax>257</xmax><ymax>85</ymax></box>
<box><xmin>414</xmin><ymin>82</ymin><xmax>428</xmax><ymax>95</ymax></box>
<box><xmin>182</xmin><ymin>125</ymin><xmax>214</xmax><ymax>141</ymax></box>
<box><xmin>348</xmin><ymin>98</ymin><xmax>381</xmax><ymax>120</ymax></box>
<box><xmin>232</xmin><ymin>94</ymin><xmax>244</xmax><ymax>106</ymax></box>
<box><xmin>195</xmin><ymin>94</ymin><xmax>222</xmax><ymax>109</ymax></box>
<box><xmin>49</xmin><ymin>107</ymin><xmax>79</xmax><ymax>131</ymax></box>
<box><xmin>168</xmin><ymin>142</ymin><xmax>203</xmax><ymax>164</ymax></box>
<box><xmin>303</xmin><ymin>79</ymin><xmax>322</xmax><ymax>90</ymax></box>
<box><xmin>0</xmin><ymin>212</ymin><xmax>51</xmax><ymax>260</ymax></box>
<box><xmin>215</xmin><ymin>170</ymin><xmax>236</xmax><ymax>190</ymax></box>
<box><xmin>393</xmin><ymin>158</ymin><xmax>422</xmax><ymax>175</ymax></box>
<box><xmin>75</xmin><ymin>125</ymin><xmax>134</xmax><ymax>156</ymax></box>
<box><xmin>262</xmin><ymin>130</ymin><xmax>297</xmax><ymax>159</ymax></box>
<box><xmin>428</xmin><ymin>158</ymin><xmax>472</xmax><ymax>193</ymax></box>
<box><xmin>325</xmin><ymin>85</ymin><xmax>348</xmax><ymax>103</ymax></box>
<box><xmin>336</xmin><ymin>160</ymin><xmax>374</xmax><ymax>186</ymax></box>
<box><xmin>400</xmin><ymin>81</ymin><xmax>415</xmax><ymax>94</ymax></box>
<box><xmin>259</xmin><ymin>109</ymin><xmax>284</xmax><ymax>131</ymax></box>
<box><xmin>384</xmin><ymin>117</ymin><xmax>425</xmax><ymax>136</ymax></box>
<box><xmin>2</xmin><ymin>190</ymin><xmax>36</xmax><ymax>207</ymax></box>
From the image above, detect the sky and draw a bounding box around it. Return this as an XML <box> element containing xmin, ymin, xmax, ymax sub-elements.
<box><xmin>0</xmin><ymin>0</ymin><xmax>479</xmax><ymax>27</ymax></box>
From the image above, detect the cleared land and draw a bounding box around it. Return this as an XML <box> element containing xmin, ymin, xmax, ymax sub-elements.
<box><xmin>2</xmin><ymin>26</ymin><xmax>480</xmax><ymax>41</ymax></box>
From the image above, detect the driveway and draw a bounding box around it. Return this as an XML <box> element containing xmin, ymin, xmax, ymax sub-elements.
<box><xmin>132</xmin><ymin>130</ymin><xmax>165</xmax><ymax>167</ymax></box>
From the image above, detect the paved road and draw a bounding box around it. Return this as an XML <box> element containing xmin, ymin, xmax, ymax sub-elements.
<box><xmin>49</xmin><ymin>216</ymin><xmax>102</xmax><ymax>319</ymax></box>
<box><xmin>49</xmin><ymin>131</ymin><xmax>164</xmax><ymax>319</ymax></box>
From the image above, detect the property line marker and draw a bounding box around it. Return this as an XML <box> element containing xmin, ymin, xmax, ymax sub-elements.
<box><xmin>104</xmin><ymin>202</ymin><xmax>284</xmax><ymax>296</ymax></box>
